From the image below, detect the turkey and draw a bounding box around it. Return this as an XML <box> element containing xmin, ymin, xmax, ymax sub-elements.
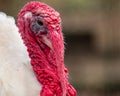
<box><xmin>0</xmin><ymin>1</ymin><xmax>76</xmax><ymax>96</ymax></box>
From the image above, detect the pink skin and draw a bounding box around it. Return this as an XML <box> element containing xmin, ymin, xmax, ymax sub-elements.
<box><xmin>17</xmin><ymin>1</ymin><xmax>76</xmax><ymax>96</ymax></box>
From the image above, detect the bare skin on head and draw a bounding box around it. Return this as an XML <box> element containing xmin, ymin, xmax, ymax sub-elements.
<box><xmin>17</xmin><ymin>1</ymin><xmax>76</xmax><ymax>96</ymax></box>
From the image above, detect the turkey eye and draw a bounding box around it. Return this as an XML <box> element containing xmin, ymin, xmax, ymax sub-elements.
<box><xmin>37</xmin><ymin>20</ymin><xmax>43</xmax><ymax>26</ymax></box>
<box><xmin>30</xmin><ymin>16</ymin><xmax>48</xmax><ymax>35</ymax></box>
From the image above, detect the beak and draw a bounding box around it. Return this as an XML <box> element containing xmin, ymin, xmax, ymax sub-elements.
<box><xmin>42</xmin><ymin>36</ymin><xmax>53</xmax><ymax>49</ymax></box>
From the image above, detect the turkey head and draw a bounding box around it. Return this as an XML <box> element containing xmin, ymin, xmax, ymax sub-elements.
<box><xmin>17</xmin><ymin>1</ymin><xmax>76</xmax><ymax>96</ymax></box>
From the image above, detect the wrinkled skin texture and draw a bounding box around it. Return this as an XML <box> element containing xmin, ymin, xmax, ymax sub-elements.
<box><xmin>17</xmin><ymin>1</ymin><xmax>76</xmax><ymax>96</ymax></box>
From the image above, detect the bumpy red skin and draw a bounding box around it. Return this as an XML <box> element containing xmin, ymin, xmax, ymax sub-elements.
<box><xmin>17</xmin><ymin>1</ymin><xmax>76</xmax><ymax>96</ymax></box>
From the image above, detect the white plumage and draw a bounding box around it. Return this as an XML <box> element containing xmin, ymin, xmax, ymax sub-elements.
<box><xmin>0</xmin><ymin>12</ymin><xmax>41</xmax><ymax>96</ymax></box>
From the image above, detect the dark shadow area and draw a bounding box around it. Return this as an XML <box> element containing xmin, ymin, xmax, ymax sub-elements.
<box><xmin>65</xmin><ymin>30</ymin><xmax>95</xmax><ymax>55</ymax></box>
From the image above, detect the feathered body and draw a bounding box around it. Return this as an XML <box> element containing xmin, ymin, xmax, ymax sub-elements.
<box><xmin>0</xmin><ymin>1</ymin><xmax>76</xmax><ymax>96</ymax></box>
<box><xmin>0</xmin><ymin>12</ymin><xmax>41</xmax><ymax>96</ymax></box>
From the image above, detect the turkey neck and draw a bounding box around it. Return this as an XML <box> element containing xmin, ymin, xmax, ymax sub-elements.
<box><xmin>19</xmin><ymin>18</ymin><xmax>68</xmax><ymax>96</ymax></box>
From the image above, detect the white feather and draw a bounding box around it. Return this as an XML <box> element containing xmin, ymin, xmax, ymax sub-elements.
<box><xmin>0</xmin><ymin>12</ymin><xmax>41</xmax><ymax>96</ymax></box>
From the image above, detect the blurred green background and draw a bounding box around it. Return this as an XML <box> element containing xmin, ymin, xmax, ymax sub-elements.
<box><xmin>1</xmin><ymin>0</ymin><xmax>120</xmax><ymax>96</ymax></box>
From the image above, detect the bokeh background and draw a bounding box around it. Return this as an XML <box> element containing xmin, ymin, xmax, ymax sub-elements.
<box><xmin>0</xmin><ymin>0</ymin><xmax>120</xmax><ymax>96</ymax></box>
